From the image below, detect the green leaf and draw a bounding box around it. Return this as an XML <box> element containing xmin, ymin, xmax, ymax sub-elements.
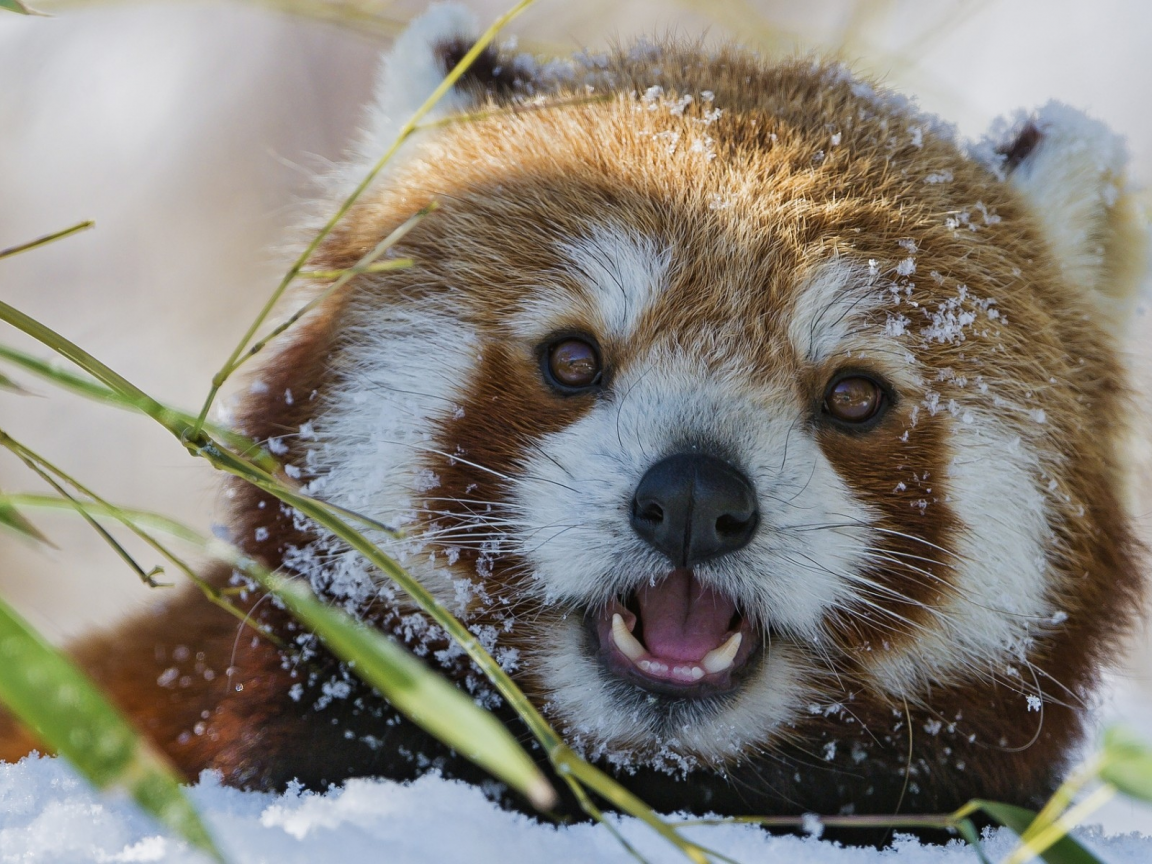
<box><xmin>0</xmin><ymin>596</ymin><xmax>225</xmax><ymax>861</ymax></box>
<box><xmin>0</xmin><ymin>372</ymin><xmax>30</xmax><ymax>394</ymax></box>
<box><xmin>1100</xmin><ymin>726</ymin><xmax>1152</xmax><ymax>802</ymax></box>
<box><xmin>0</xmin><ymin>343</ymin><xmax>279</xmax><ymax>473</ymax></box>
<box><xmin>0</xmin><ymin>0</ymin><xmax>48</xmax><ymax>15</ymax></box>
<box><xmin>953</xmin><ymin>818</ymin><xmax>994</xmax><ymax>864</ymax></box>
<box><xmin>971</xmin><ymin>801</ymin><xmax>1104</xmax><ymax>864</ymax></box>
<box><xmin>0</xmin><ymin>345</ymin><xmax>112</xmax><ymax>401</ymax></box>
<box><xmin>269</xmin><ymin>575</ymin><xmax>556</xmax><ymax>811</ymax></box>
<box><xmin>0</xmin><ymin>500</ymin><xmax>54</xmax><ymax>546</ymax></box>
<box><xmin>0</xmin><ymin>222</ymin><xmax>86</xmax><ymax>256</ymax></box>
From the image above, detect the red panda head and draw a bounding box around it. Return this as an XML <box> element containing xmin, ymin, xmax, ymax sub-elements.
<box><xmin>232</xmin><ymin>6</ymin><xmax>1146</xmax><ymax>806</ymax></box>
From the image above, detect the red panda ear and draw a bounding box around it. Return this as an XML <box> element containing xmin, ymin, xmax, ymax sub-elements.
<box><xmin>432</xmin><ymin>34</ymin><xmax>518</xmax><ymax>98</ymax></box>
<box><xmin>985</xmin><ymin>104</ymin><xmax>1148</xmax><ymax>331</ymax></box>
<box><xmin>351</xmin><ymin>4</ymin><xmax>516</xmax><ymax>174</ymax></box>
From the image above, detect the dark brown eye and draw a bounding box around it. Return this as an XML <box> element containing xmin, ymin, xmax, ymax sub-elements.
<box><xmin>544</xmin><ymin>337</ymin><xmax>602</xmax><ymax>392</ymax></box>
<box><xmin>823</xmin><ymin>374</ymin><xmax>886</xmax><ymax>425</ymax></box>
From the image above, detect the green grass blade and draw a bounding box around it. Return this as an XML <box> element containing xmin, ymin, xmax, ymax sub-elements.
<box><xmin>969</xmin><ymin>801</ymin><xmax>1103</xmax><ymax>864</ymax></box>
<box><xmin>0</xmin><ymin>371</ymin><xmax>31</xmax><ymax>394</ymax></box>
<box><xmin>0</xmin><ymin>343</ymin><xmax>277</xmax><ymax>472</ymax></box>
<box><xmin>0</xmin><ymin>221</ymin><xmax>90</xmax><ymax>255</ymax></box>
<box><xmin>1100</xmin><ymin>726</ymin><xmax>1152</xmax><ymax>802</ymax></box>
<box><xmin>259</xmin><ymin>574</ymin><xmax>556</xmax><ymax>811</ymax></box>
<box><xmin>0</xmin><ymin>595</ymin><xmax>225</xmax><ymax>862</ymax></box>
<box><xmin>0</xmin><ymin>500</ymin><xmax>55</xmax><ymax>547</ymax></box>
<box><xmin>953</xmin><ymin>818</ymin><xmax>993</xmax><ymax>864</ymax></box>
<box><xmin>0</xmin><ymin>490</ymin><xmax>554</xmax><ymax>813</ymax></box>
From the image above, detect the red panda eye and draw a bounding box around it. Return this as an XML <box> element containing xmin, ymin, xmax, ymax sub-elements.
<box><xmin>544</xmin><ymin>337</ymin><xmax>602</xmax><ymax>391</ymax></box>
<box><xmin>823</xmin><ymin>374</ymin><xmax>886</xmax><ymax>425</ymax></box>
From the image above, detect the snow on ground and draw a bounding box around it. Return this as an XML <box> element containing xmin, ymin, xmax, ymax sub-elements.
<box><xmin>0</xmin><ymin>756</ymin><xmax>1149</xmax><ymax>864</ymax></box>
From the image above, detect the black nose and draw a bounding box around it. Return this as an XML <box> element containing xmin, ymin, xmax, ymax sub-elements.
<box><xmin>630</xmin><ymin>453</ymin><xmax>759</xmax><ymax>567</ymax></box>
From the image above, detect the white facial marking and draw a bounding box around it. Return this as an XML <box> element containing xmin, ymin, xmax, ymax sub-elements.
<box><xmin>295</xmin><ymin>301</ymin><xmax>480</xmax><ymax>613</ymax></box>
<box><xmin>509</xmin><ymin>226</ymin><xmax>670</xmax><ymax>342</ymax></box>
<box><xmin>869</xmin><ymin>416</ymin><xmax>1054</xmax><ymax>696</ymax></box>
<box><xmin>788</xmin><ymin>259</ymin><xmax>884</xmax><ymax>363</ymax></box>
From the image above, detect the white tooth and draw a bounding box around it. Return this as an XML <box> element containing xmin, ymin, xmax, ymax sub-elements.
<box><xmin>701</xmin><ymin>632</ymin><xmax>743</xmax><ymax>674</ymax></box>
<box><xmin>612</xmin><ymin>613</ymin><xmax>646</xmax><ymax>662</ymax></box>
<box><xmin>691</xmin><ymin>667</ymin><xmax>705</xmax><ymax>681</ymax></box>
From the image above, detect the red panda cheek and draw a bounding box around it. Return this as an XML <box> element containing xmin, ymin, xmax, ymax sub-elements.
<box><xmin>417</xmin><ymin>343</ymin><xmax>599</xmax><ymax>583</ymax></box>
<box><xmin>814</xmin><ymin>412</ymin><xmax>960</xmax><ymax>654</ymax></box>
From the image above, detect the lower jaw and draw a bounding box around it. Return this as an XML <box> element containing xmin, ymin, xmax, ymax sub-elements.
<box><xmin>584</xmin><ymin>610</ymin><xmax>762</xmax><ymax>700</ymax></box>
<box><xmin>601</xmin><ymin>657</ymin><xmax>743</xmax><ymax>698</ymax></box>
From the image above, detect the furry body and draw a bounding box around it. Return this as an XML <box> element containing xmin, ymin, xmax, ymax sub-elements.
<box><xmin>2</xmin><ymin>6</ymin><xmax>1146</xmax><ymax>828</ymax></box>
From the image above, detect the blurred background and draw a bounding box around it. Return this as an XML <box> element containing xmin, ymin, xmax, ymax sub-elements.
<box><xmin>1</xmin><ymin>0</ymin><xmax>1150</xmax><ymax>833</ymax></box>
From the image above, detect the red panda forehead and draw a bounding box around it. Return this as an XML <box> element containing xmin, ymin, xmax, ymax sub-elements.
<box><xmin>347</xmin><ymin>84</ymin><xmax>1036</xmax><ymax>320</ymax></box>
<box><xmin>327</xmin><ymin>57</ymin><xmax>1065</xmax><ymax>408</ymax></box>
<box><xmin>370</xmin><ymin>54</ymin><xmax>1017</xmax><ymax>253</ymax></box>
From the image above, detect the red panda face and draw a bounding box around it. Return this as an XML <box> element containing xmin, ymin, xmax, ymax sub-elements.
<box><xmin>237</xmin><ymin>30</ymin><xmax>1142</xmax><ymax>801</ymax></box>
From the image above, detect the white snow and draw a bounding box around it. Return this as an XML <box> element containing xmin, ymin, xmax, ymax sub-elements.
<box><xmin>0</xmin><ymin>755</ymin><xmax>1149</xmax><ymax>864</ymax></box>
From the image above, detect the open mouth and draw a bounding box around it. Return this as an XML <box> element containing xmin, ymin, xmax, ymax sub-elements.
<box><xmin>590</xmin><ymin>568</ymin><xmax>759</xmax><ymax>697</ymax></box>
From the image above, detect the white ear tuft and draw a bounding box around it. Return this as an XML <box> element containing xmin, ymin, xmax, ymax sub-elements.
<box><xmin>351</xmin><ymin>3</ymin><xmax>479</xmax><ymax>172</ymax></box>
<box><xmin>979</xmin><ymin>102</ymin><xmax>1148</xmax><ymax>332</ymax></box>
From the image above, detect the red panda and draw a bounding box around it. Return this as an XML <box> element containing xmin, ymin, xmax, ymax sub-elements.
<box><xmin>2</xmin><ymin>3</ymin><xmax>1147</xmax><ymax>831</ymax></box>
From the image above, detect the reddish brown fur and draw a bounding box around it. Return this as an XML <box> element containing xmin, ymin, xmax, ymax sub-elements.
<box><xmin>1</xmin><ymin>41</ymin><xmax>1143</xmax><ymax>833</ymax></box>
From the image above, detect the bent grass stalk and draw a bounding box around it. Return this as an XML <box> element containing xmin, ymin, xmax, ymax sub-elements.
<box><xmin>0</xmin><ymin>317</ymin><xmax>715</xmax><ymax>863</ymax></box>
<box><xmin>190</xmin><ymin>0</ymin><xmax>537</xmax><ymax>438</ymax></box>
<box><xmin>0</xmin><ymin>492</ymin><xmax>554</xmax><ymax>812</ymax></box>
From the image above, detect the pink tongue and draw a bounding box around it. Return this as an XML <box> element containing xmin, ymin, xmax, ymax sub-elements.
<box><xmin>636</xmin><ymin>569</ymin><xmax>736</xmax><ymax>662</ymax></box>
